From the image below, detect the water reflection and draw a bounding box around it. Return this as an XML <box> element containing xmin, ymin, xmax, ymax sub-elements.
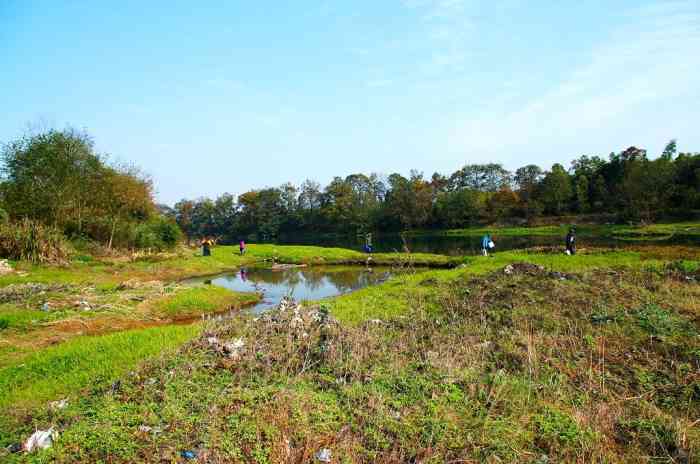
<box><xmin>186</xmin><ymin>266</ymin><xmax>392</xmax><ymax>314</ymax></box>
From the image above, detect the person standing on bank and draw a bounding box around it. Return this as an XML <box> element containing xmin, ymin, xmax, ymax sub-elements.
<box><xmin>239</xmin><ymin>240</ymin><xmax>246</xmax><ymax>256</ymax></box>
<box><xmin>565</xmin><ymin>228</ymin><xmax>576</xmax><ymax>255</ymax></box>
<box><xmin>481</xmin><ymin>234</ymin><xmax>494</xmax><ymax>257</ymax></box>
<box><xmin>201</xmin><ymin>237</ymin><xmax>212</xmax><ymax>256</ymax></box>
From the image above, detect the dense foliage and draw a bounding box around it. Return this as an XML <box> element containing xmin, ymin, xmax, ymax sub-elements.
<box><xmin>172</xmin><ymin>141</ymin><xmax>700</xmax><ymax>242</ymax></box>
<box><xmin>0</xmin><ymin>219</ymin><xmax>71</xmax><ymax>264</ymax></box>
<box><xmin>0</xmin><ymin>129</ymin><xmax>180</xmax><ymax>251</ymax></box>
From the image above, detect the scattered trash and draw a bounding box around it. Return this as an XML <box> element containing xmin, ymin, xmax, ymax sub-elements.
<box><xmin>41</xmin><ymin>302</ymin><xmax>51</xmax><ymax>312</ymax></box>
<box><xmin>109</xmin><ymin>379</ymin><xmax>121</xmax><ymax>394</ymax></box>
<box><xmin>0</xmin><ymin>283</ymin><xmax>70</xmax><ymax>304</ymax></box>
<box><xmin>74</xmin><ymin>300</ymin><xmax>92</xmax><ymax>311</ymax></box>
<box><xmin>0</xmin><ymin>259</ymin><xmax>14</xmax><ymax>275</ymax></box>
<box><xmin>5</xmin><ymin>443</ymin><xmax>22</xmax><ymax>454</ymax></box>
<box><xmin>23</xmin><ymin>428</ymin><xmax>58</xmax><ymax>452</ymax></box>
<box><xmin>502</xmin><ymin>263</ymin><xmax>574</xmax><ymax>280</ymax></box>
<box><xmin>116</xmin><ymin>279</ymin><xmax>164</xmax><ymax>290</ymax></box>
<box><xmin>315</xmin><ymin>448</ymin><xmax>332</xmax><ymax>462</ymax></box>
<box><xmin>181</xmin><ymin>450</ymin><xmax>197</xmax><ymax>459</ymax></box>
<box><xmin>138</xmin><ymin>425</ymin><xmax>152</xmax><ymax>433</ymax></box>
<box><xmin>290</xmin><ymin>316</ymin><xmax>304</xmax><ymax>329</ymax></box>
<box><xmin>49</xmin><ymin>399</ymin><xmax>68</xmax><ymax>410</ymax></box>
<box><xmin>206</xmin><ymin>336</ymin><xmax>246</xmax><ymax>359</ymax></box>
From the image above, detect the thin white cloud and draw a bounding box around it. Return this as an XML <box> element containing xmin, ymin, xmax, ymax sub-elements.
<box><xmin>448</xmin><ymin>1</ymin><xmax>700</xmax><ymax>161</ymax></box>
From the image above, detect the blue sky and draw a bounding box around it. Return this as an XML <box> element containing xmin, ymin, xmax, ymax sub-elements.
<box><xmin>2</xmin><ymin>1</ymin><xmax>699</xmax><ymax>204</ymax></box>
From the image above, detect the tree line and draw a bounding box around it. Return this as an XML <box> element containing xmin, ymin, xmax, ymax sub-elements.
<box><xmin>170</xmin><ymin>141</ymin><xmax>699</xmax><ymax>243</ymax></box>
<box><xmin>0</xmin><ymin>128</ymin><xmax>180</xmax><ymax>250</ymax></box>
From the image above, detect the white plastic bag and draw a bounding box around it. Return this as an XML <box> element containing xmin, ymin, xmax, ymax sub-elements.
<box><xmin>24</xmin><ymin>428</ymin><xmax>57</xmax><ymax>452</ymax></box>
<box><xmin>488</xmin><ymin>240</ymin><xmax>495</xmax><ymax>249</ymax></box>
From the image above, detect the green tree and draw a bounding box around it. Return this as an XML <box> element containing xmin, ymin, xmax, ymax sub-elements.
<box><xmin>537</xmin><ymin>164</ymin><xmax>573</xmax><ymax>215</ymax></box>
<box><xmin>575</xmin><ymin>175</ymin><xmax>590</xmax><ymax>213</ymax></box>
<box><xmin>1</xmin><ymin>128</ymin><xmax>103</xmax><ymax>230</ymax></box>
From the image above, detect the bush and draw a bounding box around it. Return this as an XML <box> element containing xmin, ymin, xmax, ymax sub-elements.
<box><xmin>0</xmin><ymin>219</ymin><xmax>72</xmax><ymax>264</ymax></box>
<box><xmin>147</xmin><ymin>216</ymin><xmax>182</xmax><ymax>248</ymax></box>
<box><xmin>133</xmin><ymin>217</ymin><xmax>182</xmax><ymax>251</ymax></box>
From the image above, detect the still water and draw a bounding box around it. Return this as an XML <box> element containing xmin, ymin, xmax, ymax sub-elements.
<box><xmin>187</xmin><ymin>266</ymin><xmax>392</xmax><ymax>314</ymax></box>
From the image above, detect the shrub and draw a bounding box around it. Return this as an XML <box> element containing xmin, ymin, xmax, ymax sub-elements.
<box><xmin>615</xmin><ymin>418</ymin><xmax>681</xmax><ymax>458</ymax></box>
<box><xmin>534</xmin><ymin>407</ymin><xmax>593</xmax><ymax>453</ymax></box>
<box><xmin>147</xmin><ymin>216</ymin><xmax>182</xmax><ymax>248</ymax></box>
<box><xmin>133</xmin><ymin>217</ymin><xmax>182</xmax><ymax>251</ymax></box>
<box><xmin>0</xmin><ymin>219</ymin><xmax>72</xmax><ymax>264</ymax></box>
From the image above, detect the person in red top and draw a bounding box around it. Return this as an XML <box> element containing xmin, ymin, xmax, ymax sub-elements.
<box><xmin>239</xmin><ymin>240</ymin><xmax>246</xmax><ymax>256</ymax></box>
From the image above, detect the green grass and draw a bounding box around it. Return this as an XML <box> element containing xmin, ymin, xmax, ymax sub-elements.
<box><xmin>0</xmin><ymin>304</ymin><xmax>56</xmax><ymax>332</ymax></box>
<box><xmin>0</xmin><ymin>245</ymin><xmax>456</xmax><ymax>289</ymax></box>
<box><xmin>0</xmin><ymin>244</ymin><xmax>698</xmax><ymax>461</ymax></box>
<box><xmin>326</xmin><ymin>250</ymin><xmax>665</xmax><ymax>324</ymax></box>
<box><xmin>0</xmin><ymin>324</ymin><xmax>201</xmax><ymax>442</ymax></box>
<box><xmin>612</xmin><ymin>221</ymin><xmax>700</xmax><ymax>239</ymax></box>
<box><xmin>18</xmin><ymin>263</ymin><xmax>697</xmax><ymax>462</ymax></box>
<box><xmin>147</xmin><ymin>286</ymin><xmax>260</xmax><ymax>319</ymax></box>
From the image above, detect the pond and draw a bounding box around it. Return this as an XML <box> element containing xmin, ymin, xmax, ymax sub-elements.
<box><xmin>273</xmin><ymin>233</ymin><xmax>699</xmax><ymax>256</ymax></box>
<box><xmin>186</xmin><ymin>266</ymin><xmax>392</xmax><ymax>314</ymax></box>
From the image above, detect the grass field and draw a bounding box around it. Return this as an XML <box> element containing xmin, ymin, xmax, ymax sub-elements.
<box><xmin>0</xmin><ymin>242</ymin><xmax>698</xmax><ymax>462</ymax></box>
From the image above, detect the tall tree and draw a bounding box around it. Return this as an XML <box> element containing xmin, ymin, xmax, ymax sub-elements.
<box><xmin>537</xmin><ymin>164</ymin><xmax>573</xmax><ymax>215</ymax></box>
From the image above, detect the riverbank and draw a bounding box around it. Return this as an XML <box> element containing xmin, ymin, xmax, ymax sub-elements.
<box><xmin>0</xmin><ymin>245</ymin><xmax>458</xmax><ymax>443</ymax></box>
<box><xmin>1</xmin><ymin>245</ymin><xmax>699</xmax><ymax>462</ymax></box>
<box><xmin>407</xmin><ymin>221</ymin><xmax>700</xmax><ymax>239</ymax></box>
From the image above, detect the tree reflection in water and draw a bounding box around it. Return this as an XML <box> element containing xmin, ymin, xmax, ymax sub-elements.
<box><xmin>190</xmin><ymin>266</ymin><xmax>392</xmax><ymax>314</ymax></box>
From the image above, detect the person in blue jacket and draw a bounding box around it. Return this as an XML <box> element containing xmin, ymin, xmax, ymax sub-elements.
<box><xmin>481</xmin><ymin>234</ymin><xmax>493</xmax><ymax>256</ymax></box>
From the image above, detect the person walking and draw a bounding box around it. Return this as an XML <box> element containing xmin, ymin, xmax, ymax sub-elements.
<box><xmin>565</xmin><ymin>228</ymin><xmax>576</xmax><ymax>255</ymax></box>
<box><xmin>481</xmin><ymin>234</ymin><xmax>494</xmax><ymax>257</ymax></box>
<box><xmin>364</xmin><ymin>232</ymin><xmax>373</xmax><ymax>254</ymax></box>
<box><xmin>239</xmin><ymin>240</ymin><xmax>246</xmax><ymax>256</ymax></box>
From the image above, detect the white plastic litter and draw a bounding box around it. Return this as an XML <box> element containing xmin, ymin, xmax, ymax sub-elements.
<box><xmin>49</xmin><ymin>399</ymin><xmax>68</xmax><ymax>410</ymax></box>
<box><xmin>24</xmin><ymin>428</ymin><xmax>57</xmax><ymax>452</ymax></box>
<box><xmin>315</xmin><ymin>448</ymin><xmax>332</xmax><ymax>462</ymax></box>
<box><xmin>488</xmin><ymin>240</ymin><xmax>495</xmax><ymax>249</ymax></box>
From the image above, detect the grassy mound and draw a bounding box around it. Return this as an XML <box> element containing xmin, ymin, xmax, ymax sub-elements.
<box><xmin>8</xmin><ymin>264</ymin><xmax>698</xmax><ymax>462</ymax></box>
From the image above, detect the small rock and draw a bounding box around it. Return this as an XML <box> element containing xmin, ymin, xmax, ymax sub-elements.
<box><xmin>315</xmin><ymin>448</ymin><xmax>332</xmax><ymax>462</ymax></box>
